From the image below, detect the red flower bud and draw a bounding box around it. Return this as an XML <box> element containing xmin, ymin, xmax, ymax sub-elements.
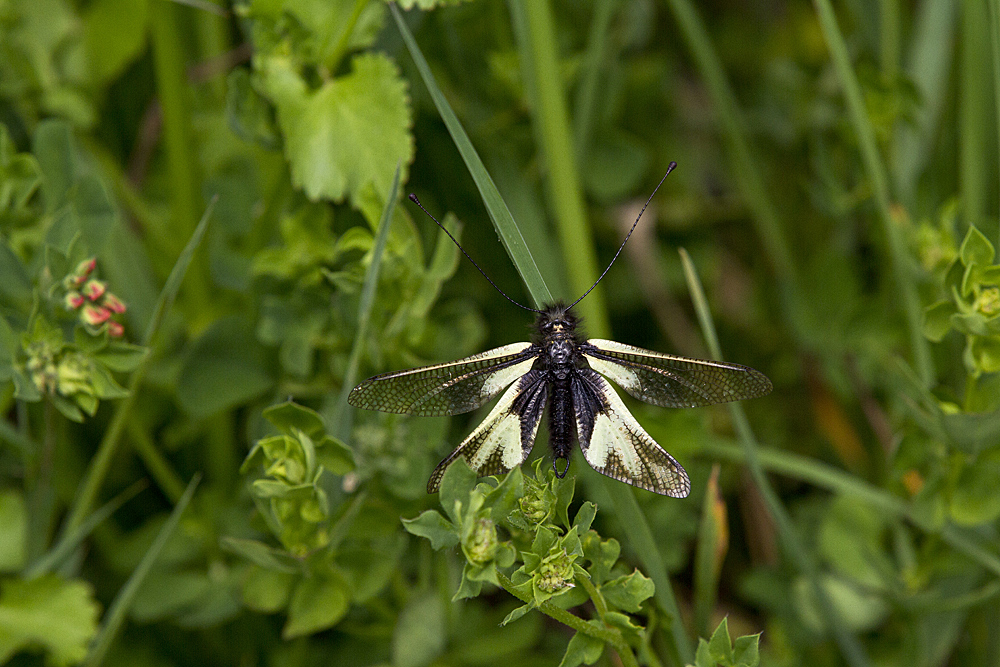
<box><xmin>102</xmin><ymin>293</ymin><xmax>126</xmax><ymax>314</ymax></box>
<box><xmin>71</xmin><ymin>258</ymin><xmax>97</xmax><ymax>286</ymax></box>
<box><xmin>107</xmin><ymin>321</ymin><xmax>125</xmax><ymax>338</ymax></box>
<box><xmin>83</xmin><ymin>280</ymin><xmax>107</xmax><ymax>301</ymax></box>
<box><xmin>64</xmin><ymin>291</ymin><xmax>85</xmax><ymax>310</ymax></box>
<box><xmin>82</xmin><ymin>305</ymin><xmax>111</xmax><ymax>325</ymax></box>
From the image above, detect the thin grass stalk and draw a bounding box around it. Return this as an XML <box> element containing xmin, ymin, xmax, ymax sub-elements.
<box><xmin>812</xmin><ymin>0</ymin><xmax>934</xmax><ymax>388</ymax></box>
<box><xmin>518</xmin><ymin>0</ymin><xmax>608</xmax><ymax>335</ymax></box>
<box><xmin>989</xmin><ymin>0</ymin><xmax>1000</xmax><ymax>249</ymax></box>
<box><xmin>663</xmin><ymin>0</ymin><xmax>799</xmax><ymax>296</ymax></box>
<box><xmin>333</xmin><ymin>165</ymin><xmax>400</xmax><ymax>440</ymax></box>
<box><xmin>960</xmin><ymin>0</ymin><xmax>991</xmax><ymax>231</ymax></box>
<box><xmin>680</xmin><ymin>248</ymin><xmax>872</xmax><ymax>667</ymax></box>
<box><xmin>149</xmin><ymin>0</ymin><xmax>209</xmax><ymax>313</ymax></box>
<box><xmin>391</xmin><ymin>4</ymin><xmax>553</xmax><ymax>306</ymax></box>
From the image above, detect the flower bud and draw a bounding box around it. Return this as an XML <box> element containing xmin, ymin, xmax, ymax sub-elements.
<box><xmin>102</xmin><ymin>293</ymin><xmax>126</xmax><ymax>314</ymax></box>
<box><xmin>81</xmin><ymin>305</ymin><xmax>111</xmax><ymax>325</ymax></box>
<box><xmin>64</xmin><ymin>291</ymin><xmax>85</xmax><ymax>310</ymax></box>
<box><xmin>536</xmin><ymin>549</ymin><xmax>576</xmax><ymax>593</ymax></box>
<box><xmin>463</xmin><ymin>518</ymin><xmax>499</xmax><ymax>565</ymax></box>
<box><xmin>69</xmin><ymin>258</ymin><xmax>97</xmax><ymax>287</ymax></box>
<box><xmin>107</xmin><ymin>321</ymin><xmax>125</xmax><ymax>338</ymax></box>
<box><xmin>82</xmin><ymin>280</ymin><xmax>107</xmax><ymax>301</ymax></box>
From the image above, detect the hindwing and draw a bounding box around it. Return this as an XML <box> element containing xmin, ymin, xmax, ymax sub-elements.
<box><xmin>427</xmin><ymin>370</ymin><xmax>548</xmax><ymax>493</ymax></box>
<box><xmin>572</xmin><ymin>368</ymin><xmax>690</xmax><ymax>497</ymax></box>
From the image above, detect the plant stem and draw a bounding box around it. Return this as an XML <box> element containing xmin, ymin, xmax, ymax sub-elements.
<box><xmin>495</xmin><ymin>570</ymin><xmax>639</xmax><ymax>667</ymax></box>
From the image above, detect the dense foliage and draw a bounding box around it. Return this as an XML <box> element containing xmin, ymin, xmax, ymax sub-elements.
<box><xmin>1</xmin><ymin>0</ymin><xmax>998</xmax><ymax>665</ymax></box>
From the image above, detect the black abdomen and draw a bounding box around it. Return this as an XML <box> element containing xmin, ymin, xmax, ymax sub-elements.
<box><xmin>549</xmin><ymin>377</ymin><xmax>573</xmax><ymax>475</ymax></box>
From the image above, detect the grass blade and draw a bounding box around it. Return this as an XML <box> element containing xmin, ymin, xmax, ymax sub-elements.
<box><xmin>680</xmin><ymin>248</ymin><xmax>871</xmax><ymax>667</ymax></box>
<box><xmin>811</xmin><ymin>0</ymin><xmax>933</xmax><ymax>387</ymax></box>
<box><xmin>24</xmin><ymin>481</ymin><xmax>146</xmax><ymax>579</ymax></box>
<box><xmin>391</xmin><ymin>4</ymin><xmax>552</xmax><ymax>307</ymax></box>
<box><xmin>333</xmin><ymin>164</ymin><xmax>401</xmax><ymax>440</ymax></box>
<box><xmin>83</xmin><ymin>474</ymin><xmax>201</xmax><ymax>667</ymax></box>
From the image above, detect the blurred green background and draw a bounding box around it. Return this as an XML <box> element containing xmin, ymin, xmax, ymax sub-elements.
<box><xmin>1</xmin><ymin>0</ymin><xmax>999</xmax><ymax>665</ymax></box>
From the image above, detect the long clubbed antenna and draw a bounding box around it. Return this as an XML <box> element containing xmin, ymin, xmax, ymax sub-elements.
<box><xmin>567</xmin><ymin>161</ymin><xmax>677</xmax><ymax>311</ymax></box>
<box><xmin>408</xmin><ymin>194</ymin><xmax>543</xmax><ymax>314</ymax></box>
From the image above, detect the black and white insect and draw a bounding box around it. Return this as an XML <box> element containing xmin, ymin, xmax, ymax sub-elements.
<box><xmin>348</xmin><ymin>163</ymin><xmax>772</xmax><ymax>496</ymax></box>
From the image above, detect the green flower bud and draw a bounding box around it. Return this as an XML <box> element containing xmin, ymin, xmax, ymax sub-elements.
<box><xmin>463</xmin><ymin>517</ymin><xmax>499</xmax><ymax>565</ymax></box>
<box><xmin>536</xmin><ymin>548</ymin><xmax>576</xmax><ymax>593</ymax></box>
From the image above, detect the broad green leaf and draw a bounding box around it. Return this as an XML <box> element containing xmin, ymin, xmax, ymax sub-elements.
<box><xmin>282</xmin><ymin>568</ymin><xmax>351</xmax><ymax>638</ymax></box>
<box><xmin>258</xmin><ymin>51</ymin><xmax>412</xmax><ymax>205</ymax></box>
<box><xmin>959</xmin><ymin>225</ymin><xmax>995</xmax><ymax>267</ymax></box>
<box><xmin>601</xmin><ymin>570</ymin><xmax>654</xmax><ymax>613</ymax></box>
<box><xmin>733</xmin><ymin>633</ymin><xmax>761</xmax><ymax>667</ymax></box>
<box><xmin>92</xmin><ymin>342</ymin><xmax>148</xmax><ymax>373</ymax></box>
<box><xmin>0</xmin><ymin>491</ymin><xmax>26</xmax><ymax>572</ymax></box>
<box><xmin>0</xmin><ymin>575</ymin><xmax>100</xmax><ymax>665</ymax></box>
<box><xmin>263</xmin><ymin>401</ymin><xmax>327</xmax><ymax>438</ymax></box>
<box><xmin>241</xmin><ymin>566</ymin><xmax>297</xmax><ymax>613</ymax></box>
<box><xmin>176</xmin><ymin>316</ymin><xmax>274</xmax><ymax>417</ymax></box>
<box><xmin>922</xmin><ymin>300</ymin><xmax>957</xmax><ymax>341</ymax></box>
<box><xmin>557</xmin><ymin>630</ymin><xmax>604</xmax><ymax>667</ymax></box>
<box><xmin>438</xmin><ymin>458</ymin><xmax>477</xmax><ymax>524</ymax></box>
<box><xmin>401</xmin><ymin>510</ymin><xmax>459</xmax><ymax>550</ymax></box>
<box><xmin>571</xmin><ymin>501</ymin><xmax>596</xmax><ymax>534</ymax></box>
<box><xmin>391</xmin><ymin>593</ymin><xmax>445</xmax><ymax>667</ymax></box>
<box><xmin>82</xmin><ymin>0</ymin><xmax>148</xmax><ymax>84</ymax></box>
<box><xmin>226</xmin><ymin>68</ymin><xmax>281</xmax><ymax>150</ymax></box>
<box><xmin>950</xmin><ymin>450</ymin><xmax>1000</xmax><ymax>525</ymax></box>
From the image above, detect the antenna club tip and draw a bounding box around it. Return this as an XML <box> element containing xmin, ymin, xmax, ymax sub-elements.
<box><xmin>408</xmin><ymin>193</ymin><xmax>420</xmax><ymax>204</ymax></box>
<box><xmin>667</xmin><ymin>161</ymin><xmax>678</xmax><ymax>172</ymax></box>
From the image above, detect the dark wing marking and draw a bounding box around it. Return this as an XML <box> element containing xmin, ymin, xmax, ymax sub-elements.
<box><xmin>572</xmin><ymin>368</ymin><xmax>690</xmax><ymax>497</ymax></box>
<box><xmin>427</xmin><ymin>370</ymin><xmax>548</xmax><ymax>493</ymax></box>
<box><xmin>581</xmin><ymin>339</ymin><xmax>772</xmax><ymax>408</ymax></box>
<box><xmin>348</xmin><ymin>342</ymin><xmax>540</xmax><ymax>416</ymax></box>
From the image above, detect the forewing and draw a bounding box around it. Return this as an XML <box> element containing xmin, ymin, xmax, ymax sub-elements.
<box><xmin>572</xmin><ymin>369</ymin><xmax>690</xmax><ymax>497</ymax></box>
<box><xmin>427</xmin><ymin>370</ymin><xmax>548</xmax><ymax>493</ymax></box>
<box><xmin>582</xmin><ymin>339</ymin><xmax>772</xmax><ymax>408</ymax></box>
<box><xmin>348</xmin><ymin>342</ymin><xmax>539</xmax><ymax>416</ymax></box>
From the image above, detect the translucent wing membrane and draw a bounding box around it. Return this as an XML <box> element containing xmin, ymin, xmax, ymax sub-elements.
<box><xmin>348</xmin><ymin>343</ymin><xmax>539</xmax><ymax>416</ymax></box>
<box><xmin>572</xmin><ymin>369</ymin><xmax>690</xmax><ymax>497</ymax></box>
<box><xmin>582</xmin><ymin>339</ymin><xmax>772</xmax><ymax>408</ymax></box>
<box><xmin>427</xmin><ymin>370</ymin><xmax>548</xmax><ymax>493</ymax></box>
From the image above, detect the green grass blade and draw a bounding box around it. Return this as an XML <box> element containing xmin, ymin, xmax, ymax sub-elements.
<box><xmin>692</xmin><ymin>466</ymin><xmax>726</xmax><ymax>639</ymax></box>
<box><xmin>391</xmin><ymin>4</ymin><xmax>552</xmax><ymax>307</ymax></box>
<box><xmin>959</xmin><ymin>0</ymin><xmax>991</xmax><ymax>230</ymax></box>
<box><xmin>143</xmin><ymin>195</ymin><xmax>217</xmax><ymax>346</ymax></box>
<box><xmin>991</xmin><ymin>0</ymin><xmax>1000</xmax><ymax>249</ymax></box>
<box><xmin>664</xmin><ymin>0</ymin><xmax>799</xmax><ymax>294</ymax></box>
<box><xmin>334</xmin><ymin>164</ymin><xmax>401</xmax><ymax>440</ymax></box>
<box><xmin>892</xmin><ymin>0</ymin><xmax>956</xmax><ymax>204</ymax></box>
<box><xmin>680</xmin><ymin>248</ymin><xmax>872</xmax><ymax>667</ymax></box>
<box><xmin>811</xmin><ymin>0</ymin><xmax>933</xmax><ymax>387</ymax></box>
<box><xmin>24</xmin><ymin>481</ymin><xmax>146</xmax><ymax>579</ymax></box>
<box><xmin>83</xmin><ymin>474</ymin><xmax>201</xmax><ymax>667</ymax></box>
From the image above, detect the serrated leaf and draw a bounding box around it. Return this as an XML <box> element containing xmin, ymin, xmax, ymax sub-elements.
<box><xmin>402</xmin><ymin>510</ymin><xmax>459</xmax><ymax>550</ymax></box>
<box><xmin>557</xmin><ymin>630</ymin><xmax>604</xmax><ymax>667</ymax></box>
<box><xmin>0</xmin><ymin>575</ymin><xmax>100</xmax><ymax>665</ymax></box>
<box><xmin>282</xmin><ymin>568</ymin><xmax>350</xmax><ymax>638</ymax></box>
<box><xmin>259</xmin><ymin>51</ymin><xmax>412</xmax><ymax>205</ymax></box>
<box><xmin>960</xmin><ymin>225</ymin><xmax>995</xmax><ymax>267</ymax></box>
<box><xmin>601</xmin><ymin>570</ymin><xmax>654</xmax><ymax>613</ymax></box>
